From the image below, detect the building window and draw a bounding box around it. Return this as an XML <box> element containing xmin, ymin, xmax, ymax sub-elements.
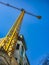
<box><xmin>15</xmin><ymin>58</ymin><xmax>17</xmax><ymax>60</ymax></box>
<box><xmin>19</xmin><ymin>63</ymin><xmax>21</xmax><ymax>65</ymax></box>
<box><xmin>16</xmin><ymin>44</ymin><xmax>20</xmax><ymax>50</ymax></box>
<box><xmin>20</xmin><ymin>46</ymin><xmax>24</xmax><ymax>58</ymax></box>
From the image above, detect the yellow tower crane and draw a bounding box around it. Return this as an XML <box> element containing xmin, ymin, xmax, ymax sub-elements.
<box><xmin>0</xmin><ymin>2</ymin><xmax>41</xmax><ymax>65</ymax></box>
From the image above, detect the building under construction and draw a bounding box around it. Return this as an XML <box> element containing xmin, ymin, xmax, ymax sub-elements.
<box><xmin>14</xmin><ymin>35</ymin><xmax>30</xmax><ymax>65</ymax></box>
<box><xmin>0</xmin><ymin>1</ymin><xmax>41</xmax><ymax>65</ymax></box>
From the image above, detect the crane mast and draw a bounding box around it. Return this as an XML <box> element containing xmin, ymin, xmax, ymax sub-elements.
<box><xmin>0</xmin><ymin>10</ymin><xmax>25</xmax><ymax>57</ymax></box>
<box><xmin>0</xmin><ymin>2</ymin><xmax>42</xmax><ymax>65</ymax></box>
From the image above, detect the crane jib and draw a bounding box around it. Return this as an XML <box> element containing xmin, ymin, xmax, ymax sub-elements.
<box><xmin>0</xmin><ymin>1</ymin><xmax>41</xmax><ymax>19</ymax></box>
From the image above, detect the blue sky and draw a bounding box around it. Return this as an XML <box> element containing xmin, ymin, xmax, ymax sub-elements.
<box><xmin>0</xmin><ymin>0</ymin><xmax>49</xmax><ymax>65</ymax></box>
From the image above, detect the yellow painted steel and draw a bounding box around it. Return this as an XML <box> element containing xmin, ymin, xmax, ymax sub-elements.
<box><xmin>0</xmin><ymin>10</ymin><xmax>25</xmax><ymax>57</ymax></box>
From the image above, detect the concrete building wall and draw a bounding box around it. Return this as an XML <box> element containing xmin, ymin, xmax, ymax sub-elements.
<box><xmin>14</xmin><ymin>35</ymin><xmax>30</xmax><ymax>65</ymax></box>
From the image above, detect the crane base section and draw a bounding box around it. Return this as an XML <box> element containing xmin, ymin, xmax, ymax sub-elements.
<box><xmin>0</xmin><ymin>50</ymin><xmax>11</xmax><ymax>65</ymax></box>
<box><xmin>0</xmin><ymin>50</ymin><xmax>19</xmax><ymax>65</ymax></box>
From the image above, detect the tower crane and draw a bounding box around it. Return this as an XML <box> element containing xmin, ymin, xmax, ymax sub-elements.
<box><xmin>0</xmin><ymin>1</ymin><xmax>42</xmax><ymax>65</ymax></box>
